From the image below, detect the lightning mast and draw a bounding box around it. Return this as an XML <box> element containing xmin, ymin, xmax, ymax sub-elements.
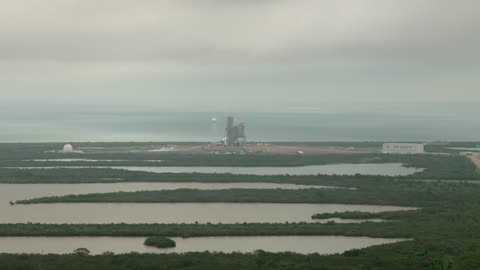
<box><xmin>211</xmin><ymin>117</ymin><xmax>217</xmax><ymax>144</ymax></box>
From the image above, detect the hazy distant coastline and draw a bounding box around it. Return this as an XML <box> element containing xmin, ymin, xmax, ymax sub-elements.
<box><xmin>1</xmin><ymin>109</ymin><xmax>479</xmax><ymax>143</ymax></box>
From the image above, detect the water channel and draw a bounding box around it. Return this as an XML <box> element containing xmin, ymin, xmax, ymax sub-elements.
<box><xmin>0</xmin><ymin>236</ymin><xmax>407</xmax><ymax>255</ymax></box>
<box><xmin>11</xmin><ymin>163</ymin><xmax>423</xmax><ymax>176</ymax></box>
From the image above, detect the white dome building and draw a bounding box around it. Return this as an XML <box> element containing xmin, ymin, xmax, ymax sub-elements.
<box><xmin>63</xmin><ymin>144</ymin><xmax>74</xmax><ymax>153</ymax></box>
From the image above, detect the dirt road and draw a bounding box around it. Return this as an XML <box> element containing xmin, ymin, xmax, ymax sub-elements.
<box><xmin>469</xmin><ymin>154</ymin><xmax>480</xmax><ymax>170</ymax></box>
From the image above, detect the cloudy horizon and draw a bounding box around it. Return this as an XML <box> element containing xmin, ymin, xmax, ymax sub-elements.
<box><xmin>1</xmin><ymin>0</ymin><xmax>479</xmax><ymax>111</ymax></box>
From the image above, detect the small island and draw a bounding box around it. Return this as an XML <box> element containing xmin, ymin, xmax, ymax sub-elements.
<box><xmin>144</xmin><ymin>237</ymin><xmax>176</xmax><ymax>249</ymax></box>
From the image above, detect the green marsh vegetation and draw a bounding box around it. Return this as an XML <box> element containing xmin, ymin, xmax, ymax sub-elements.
<box><xmin>16</xmin><ymin>179</ymin><xmax>479</xmax><ymax>207</ymax></box>
<box><xmin>2</xmin><ymin>143</ymin><xmax>480</xmax><ymax>269</ymax></box>
<box><xmin>4</xmin><ymin>181</ymin><xmax>480</xmax><ymax>269</ymax></box>
<box><xmin>6</xmin><ymin>178</ymin><xmax>480</xmax><ymax>269</ymax></box>
<box><xmin>0</xmin><ymin>151</ymin><xmax>478</xmax><ymax>184</ymax></box>
<box><xmin>144</xmin><ymin>237</ymin><xmax>176</xmax><ymax>248</ymax></box>
<box><xmin>0</xmin><ymin>141</ymin><xmax>479</xmax><ymax>181</ymax></box>
<box><xmin>0</xmin><ymin>244</ymin><xmax>468</xmax><ymax>270</ymax></box>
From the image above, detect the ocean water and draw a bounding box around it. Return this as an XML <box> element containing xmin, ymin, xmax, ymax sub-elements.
<box><xmin>1</xmin><ymin>105</ymin><xmax>479</xmax><ymax>142</ymax></box>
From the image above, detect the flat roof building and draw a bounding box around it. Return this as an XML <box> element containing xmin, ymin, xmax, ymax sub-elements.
<box><xmin>382</xmin><ymin>143</ymin><xmax>424</xmax><ymax>154</ymax></box>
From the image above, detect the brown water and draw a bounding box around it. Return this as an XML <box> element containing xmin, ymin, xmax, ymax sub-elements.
<box><xmin>1</xmin><ymin>202</ymin><xmax>415</xmax><ymax>224</ymax></box>
<box><xmin>13</xmin><ymin>163</ymin><xmax>423</xmax><ymax>176</ymax></box>
<box><xmin>1</xmin><ymin>182</ymin><xmax>342</xmax><ymax>202</ymax></box>
<box><xmin>0</xmin><ymin>236</ymin><xmax>407</xmax><ymax>255</ymax></box>
<box><xmin>115</xmin><ymin>163</ymin><xmax>422</xmax><ymax>176</ymax></box>
<box><xmin>0</xmin><ymin>182</ymin><xmax>415</xmax><ymax>224</ymax></box>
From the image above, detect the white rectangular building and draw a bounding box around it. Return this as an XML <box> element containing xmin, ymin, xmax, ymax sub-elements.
<box><xmin>382</xmin><ymin>143</ymin><xmax>425</xmax><ymax>154</ymax></box>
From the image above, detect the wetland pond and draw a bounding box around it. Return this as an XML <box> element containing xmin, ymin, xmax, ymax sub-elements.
<box><xmin>12</xmin><ymin>163</ymin><xmax>423</xmax><ymax>176</ymax></box>
<box><xmin>0</xmin><ymin>182</ymin><xmax>346</xmax><ymax>201</ymax></box>
<box><xmin>0</xmin><ymin>236</ymin><xmax>407</xmax><ymax>255</ymax></box>
<box><xmin>115</xmin><ymin>163</ymin><xmax>421</xmax><ymax>176</ymax></box>
<box><xmin>0</xmin><ymin>183</ymin><xmax>415</xmax><ymax>224</ymax></box>
<box><xmin>0</xmin><ymin>202</ymin><xmax>415</xmax><ymax>224</ymax></box>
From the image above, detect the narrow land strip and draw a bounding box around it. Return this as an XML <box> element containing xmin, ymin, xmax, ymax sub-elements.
<box><xmin>468</xmin><ymin>154</ymin><xmax>480</xmax><ymax>171</ymax></box>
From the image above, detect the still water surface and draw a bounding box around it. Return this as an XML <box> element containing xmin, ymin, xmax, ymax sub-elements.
<box><xmin>116</xmin><ymin>163</ymin><xmax>421</xmax><ymax>176</ymax></box>
<box><xmin>15</xmin><ymin>163</ymin><xmax>422</xmax><ymax>176</ymax></box>
<box><xmin>0</xmin><ymin>203</ymin><xmax>415</xmax><ymax>224</ymax></box>
<box><xmin>0</xmin><ymin>236</ymin><xmax>407</xmax><ymax>255</ymax></box>
<box><xmin>1</xmin><ymin>182</ymin><xmax>339</xmax><ymax>201</ymax></box>
<box><xmin>0</xmin><ymin>182</ymin><xmax>414</xmax><ymax>224</ymax></box>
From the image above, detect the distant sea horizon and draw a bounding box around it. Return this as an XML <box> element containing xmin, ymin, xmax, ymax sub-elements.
<box><xmin>1</xmin><ymin>103</ymin><xmax>479</xmax><ymax>143</ymax></box>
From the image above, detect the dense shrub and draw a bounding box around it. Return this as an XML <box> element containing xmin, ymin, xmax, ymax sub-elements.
<box><xmin>144</xmin><ymin>237</ymin><xmax>176</xmax><ymax>248</ymax></box>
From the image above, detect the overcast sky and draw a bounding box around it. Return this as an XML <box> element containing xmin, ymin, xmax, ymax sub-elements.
<box><xmin>1</xmin><ymin>0</ymin><xmax>479</xmax><ymax>111</ymax></box>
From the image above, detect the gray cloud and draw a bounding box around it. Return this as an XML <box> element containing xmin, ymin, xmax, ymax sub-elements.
<box><xmin>0</xmin><ymin>0</ymin><xmax>479</xmax><ymax>108</ymax></box>
<box><xmin>1</xmin><ymin>0</ymin><xmax>479</xmax><ymax>62</ymax></box>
